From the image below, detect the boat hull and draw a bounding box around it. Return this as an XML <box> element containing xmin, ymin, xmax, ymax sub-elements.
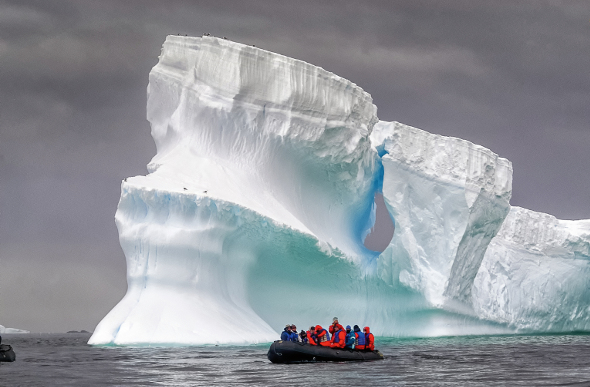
<box><xmin>267</xmin><ymin>340</ymin><xmax>384</xmax><ymax>363</ymax></box>
<box><xmin>0</xmin><ymin>345</ymin><xmax>16</xmax><ymax>362</ymax></box>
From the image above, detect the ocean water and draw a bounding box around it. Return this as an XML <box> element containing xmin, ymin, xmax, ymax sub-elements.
<box><xmin>2</xmin><ymin>333</ymin><xmax>590</xmax><ymax>386</ymax></box>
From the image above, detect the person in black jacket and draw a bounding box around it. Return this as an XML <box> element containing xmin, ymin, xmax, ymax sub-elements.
<box><xmin>299</xmin><ymin>330</ymin><xmax>308</xmax><ymax>343</ymax></box>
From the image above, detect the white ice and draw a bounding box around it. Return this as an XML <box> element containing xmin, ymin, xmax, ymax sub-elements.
<box><xmin>0</xmin><ymin>325</ymin><xmax>30</xmax><ymax>334</ymax></box>
<box><xmin>89</xmin><ymin>36</ymin><xmax>590</xmax><ymax>345</ymax></box>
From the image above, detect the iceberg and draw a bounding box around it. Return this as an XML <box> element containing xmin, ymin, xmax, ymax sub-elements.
<box><xmin>89</xmin><ymin>36</ymin><xmax>590</xmax><ymax>345</ymax></box>
<box><xmin>0</xmin><ymin>325</ymin><xmax>30</xmax><ymax>334</ymax></box>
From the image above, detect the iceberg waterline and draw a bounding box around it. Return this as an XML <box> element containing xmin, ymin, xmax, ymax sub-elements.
<box><xmin>89</xmin><ymin>36</ymin><xmax>590</xmax><ymax>345</ymax></box>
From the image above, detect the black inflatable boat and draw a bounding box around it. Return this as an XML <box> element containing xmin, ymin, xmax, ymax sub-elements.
<box><xmin>0</xmin><ymin>344</ymin><xmax>16</xmax><ymax>362</ymax></box>
<box><xmin>267</xmin><ymin>340</ymin><xmax>384</xmax><ymax>363</ymax></box>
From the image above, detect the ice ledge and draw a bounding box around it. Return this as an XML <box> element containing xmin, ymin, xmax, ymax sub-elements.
<box><xmin>152</xmin><ymin>35</ymin><xmax>378</xmax><ymax>131</ymax></box>
<box><xmin>371</xmin><ymin>121</ymin><xmax>513</xmax><ymax>204</ymax></box>
<box><xmin>490</xmin><ymin>206</ymin><xmax>590</xmax><ymax>259</ymax></box>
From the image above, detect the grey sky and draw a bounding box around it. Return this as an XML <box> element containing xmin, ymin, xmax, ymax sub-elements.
<box><xmin>1</xmin><ymin>0</ymin><xmax>588</xmax><ymax>332</ymax></box>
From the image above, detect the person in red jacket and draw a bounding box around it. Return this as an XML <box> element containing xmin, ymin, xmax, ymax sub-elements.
<box><xmin>330</xmin><ymin>324</ymin><xmax>346</xmax><ymax>348</ymax></box>
<box><xmin>315</xmin><ymin>325</ymin><xmax>331</xmax><ymax>346</ymax></box>
<box><xmin>329</xmin><ymin>317</ymin><xmax>344</xmax><ymax>336</ymax></box>
<box><xmin>364</xmin><ymin>326</ymin><xmax>375</xmax><ymax>351</ymax></box>
<box><xmin>307</xmin><ymin>326</ymin><xmax>317</xmax><ymax>345</ymax></box>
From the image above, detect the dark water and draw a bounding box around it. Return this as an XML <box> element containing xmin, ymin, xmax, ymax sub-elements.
<box><xmin>2</xmin><ymin>333</ymin><xmax>590</xmax><ymax>386</ymax></box>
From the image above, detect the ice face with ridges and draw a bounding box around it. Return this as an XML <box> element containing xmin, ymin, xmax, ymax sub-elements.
<box><xmin>473</xmin><ymin>206</ymin><xmax>590</xmax><ymax>331</ymax></box>
<box><xmin>371</xmin><ymin>121</ymin><xmax>512</xmax><ymax>308</ymax></box>
<box><xmin>90</xmin><ymin>36</ymin><xmax>590</xmax><ymax>345</ymax></box>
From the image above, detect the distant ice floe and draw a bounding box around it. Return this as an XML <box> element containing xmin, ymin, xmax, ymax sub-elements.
<box><xmin>0</xmin><ymin>325</ymin><xmax>30</xmax><ymax>334</ymax></box>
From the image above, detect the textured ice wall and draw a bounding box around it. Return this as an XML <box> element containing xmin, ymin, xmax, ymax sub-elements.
<box><xmin>473</xmin><ymin>206</ymin><xmax>590</xmax><ymax>331</ymax></box>
<box><xmin>372</xmin><ymin>121</ymin><xmax>512</xmax><ymax>310</ymax></box>
<box><xmin>89</xmin><ymin>36</ymin><xmax>382</xmax><ymax>345</ymax></box>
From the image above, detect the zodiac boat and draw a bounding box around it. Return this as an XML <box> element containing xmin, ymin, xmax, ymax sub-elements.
<box><xmin>0</xmin><ymin>345</ymin><xmax>16</xmax><ymax>362</ymax></box>
<box><xmin>267</xmin><ymin>340</ymin><xmax>384</xmax><ymax>363</ymax></box>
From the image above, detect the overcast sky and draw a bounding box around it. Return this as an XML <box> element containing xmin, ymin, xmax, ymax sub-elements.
<box><xmin>1</xmin><ymin>0</ymin><xmax>589</xmax><ymax>332</ymax></box>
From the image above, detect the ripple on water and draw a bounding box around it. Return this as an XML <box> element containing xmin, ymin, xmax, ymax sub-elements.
<box><xmin>2</xmin><ymin>333</ymin><xmax>590</xmax><ymax>386</ymax></box>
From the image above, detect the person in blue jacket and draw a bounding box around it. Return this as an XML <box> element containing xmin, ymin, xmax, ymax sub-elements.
<box><xmin>353</xmin><ymin>325</ymin><xmax>366</xmax><ymax>350</ymax></box>
<box><xmin>344</xmin><ymin>325</ymin><xmax>355</xmax><ymax>349</ymax></box>
<box><xmin>281</xmin><ymin>324</ymin><xmax>292</xmax><ymax>341</ymax></box>
<box><xmin>289</xmin><ymin>324</ymin><xmax>299</xmax><ymax>342</ymax></box>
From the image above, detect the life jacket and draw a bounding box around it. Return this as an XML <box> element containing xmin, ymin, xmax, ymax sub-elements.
<box><xmin>289</xmin><ymin>331</ymin><xmax>299</xmax><ymax>342</ymax></box>
<box><xmin>317</xmin><ymin>328</ymin><xmax>330</xmax><ymax>342</ymax></box>
<box><xmin>315</xmin><ymin>326</ymin><xmax>331</xmax><ymax>346</ymax></box>
<box><xmin>332</xmin><ymin>329</ymin><xmax>343</xmax><ymax>344</ymax></box>
<box><xmin>355</xmin><ymin>331</ymin><xmax>366</xmax><ymax>346</ymax></box>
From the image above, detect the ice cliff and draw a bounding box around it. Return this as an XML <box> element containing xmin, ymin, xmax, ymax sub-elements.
<box><xmin>473</xmin><ymin>207</ymin><xmax>590</xmax><ymax>331</ymax></box>
<box><xmin>89</xmin><ymin>36</ymin><xmax>590</xmax><ymax>345</ymax></box>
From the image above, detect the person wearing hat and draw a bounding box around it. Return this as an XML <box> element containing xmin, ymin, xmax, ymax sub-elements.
<box><xmin>289</xmin><ymin>324</ymin><xmax>299</xmax><ymax>342</ymax></box>
<box><xmin>280</xmin><ymin>324</ymin><xmax>292</xmax><ymax>341</ymax></box>
<box><xmin>344</xmin><ymin>325</ymin><xmax>355</xmax><ymax>349</ymax></box>
<box><xmin>329</xmin><ymin>317</ymin><xmax>344</xmax><ymax>336</ymax></box>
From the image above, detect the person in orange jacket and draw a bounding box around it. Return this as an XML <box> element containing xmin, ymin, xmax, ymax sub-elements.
<box><xmin>364</xmin><ymin>326</ymin><xmax>375</xmax><ymax>351</ymax></box>
<box><xmin>315</xmin><ymin>325</ymin><xmax>331</xmax><ymax>346</ymax></box>
<box><xmin>306</xmin><ymin>326</ymin><xmax>318</xmax><ymax>345</ymax></box>
<box><xmin>329</xmin><ymin>317</ymin><xmax>344</xmax><ymax>335</ymax></box>
<box><xmin>330</xmin><ymin>324</ymin><xmax>346</xmax><ymax>348</ymax></box>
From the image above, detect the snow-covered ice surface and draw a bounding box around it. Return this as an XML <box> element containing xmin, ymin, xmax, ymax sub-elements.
<box><xmin>89</xmin><ymin>36</ymin><xmax>590</xmax><ymax>345</ymax></box>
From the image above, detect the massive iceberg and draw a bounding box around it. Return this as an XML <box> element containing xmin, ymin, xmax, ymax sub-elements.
<box><xmin>89</xmin><ymin>36</ymin><xmax>590</xmax><ymax>345</ymax></box>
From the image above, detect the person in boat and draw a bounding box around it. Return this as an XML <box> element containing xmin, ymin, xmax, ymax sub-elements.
<box><xmin>281</xmin><ymin>324</ymin><xmax>292</xmax><ymax>341</ymax></box>
<box><xmin>353</xmin><ymin>325</ymin><xmax>366</xmax><ymax>350</ymax></box>
<box><xmin>306</xmin><ymin>326</ymin><xmax>318</xmax><ymax>345</ymax></box>
<box><xmin>289</xmin><ymin>324</ymin><xmax>299</xmax><ymax>342</ymax></box>
<box><xmin>299</xmin><ymin>330</ymin><xmax>308</xmax><ymax>343</ymax></box>
<box><xmin>315</xmin><ymin>325</ymin><xmax>331</xmax><ymax>346</ymax></box>
<box><xmin>330</xmin><ymin>323</ymin><xmax>346</xmax><ymax>349</ymax></box>
<box><xmin>364</xmin><ymin>326</ymin><xmax>375</xmax><ymax>351</ymax></box>
<box><xmin>344</xmin><ymin>325</ymin><xmax>355</xmax><ymax>349</ymax></box>
<box><xmin>329</xmin><ymin>317</ymin><xmax>344</xmax><ymax>336</ymax></box>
